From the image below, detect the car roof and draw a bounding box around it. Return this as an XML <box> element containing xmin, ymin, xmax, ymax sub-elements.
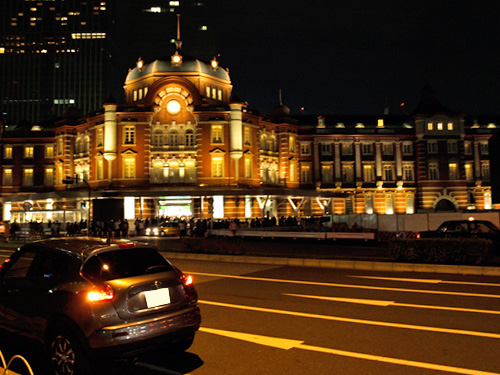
<box><xmin>24</xmin><ymin>237</ymin><xmax>154</xmax><ymax>259</ymax></box>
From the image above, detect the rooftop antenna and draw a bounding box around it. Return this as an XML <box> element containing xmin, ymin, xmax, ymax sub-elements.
<box><xmin>175</xmin><ymin>14</ymin><xmax>182</xmax><ymax>50</ymax></box>
<box><xmin>279</xmin><ymin>89</ymin><xmax>283</xmax><ymax>106</ymax></box>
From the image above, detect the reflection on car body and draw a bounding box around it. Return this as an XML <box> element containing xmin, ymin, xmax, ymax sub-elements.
<box><xmin>0</xmin><ymin>237</ymin><xmax>200</xmax><ymax>375</ymax></box>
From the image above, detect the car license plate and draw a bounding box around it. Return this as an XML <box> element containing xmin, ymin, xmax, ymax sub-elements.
<box><xmin>144</xmin><ymin>288</ymin><xmax>171</xmax><ymax>308</ymax></box>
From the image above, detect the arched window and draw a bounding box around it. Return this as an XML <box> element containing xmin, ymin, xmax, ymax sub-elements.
<box><xmin>169</xmin><ymin>130</ymin><xmax>179</xmax><ymax>146</ymax></box>
<box><xmin>185</xmin><ymin>129</ymin><xmax>195</xmax><ymax>146</ymax></box>
<box><xmin>153</xmin><ymin>129</ymin><xmax>164</xmax><ymax>146</ymax></box>
<box><xmin>84</xmin><ymin>136</ymin><xmax>90</xmax><ymax>153</ymax></box>
<box><xmin>260</xmin><ymin>134</ymin><xmax>268</xmax><ymax>150</ymax></box>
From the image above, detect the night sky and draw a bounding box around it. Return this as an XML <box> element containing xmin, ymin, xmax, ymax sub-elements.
<box><xmin>115</xmin><ymin>1</ymin><xmax>500</xmax><ymax>116</ymax></box>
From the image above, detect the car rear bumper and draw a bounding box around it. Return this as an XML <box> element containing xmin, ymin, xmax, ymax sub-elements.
<box><xmin>87</xmin><ymin>306</ymin><xmax>201</xmax><ymax>355</ymax></box>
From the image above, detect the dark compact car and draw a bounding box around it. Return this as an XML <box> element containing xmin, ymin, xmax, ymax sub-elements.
<box><xmin>417</xmin><ymin>219</ymin><xmax>500</xmax><ymax>247</ymax></box>
<box><xmin>0</xmin><ymin>238</ymin><xmax>201</xmax><ymax>375</ymax></box>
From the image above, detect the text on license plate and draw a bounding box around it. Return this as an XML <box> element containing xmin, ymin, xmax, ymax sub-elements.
<box><xmin>144</xmin><ymin>288</ymin><xmax>171</xmax><ymax>308</ymax></box>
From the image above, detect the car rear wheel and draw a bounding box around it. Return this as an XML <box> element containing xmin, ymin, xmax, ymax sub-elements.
<box><xmin>48</xmin><ymin>329</ymin><xmax>92</xmax><ymax>375</ymax></box>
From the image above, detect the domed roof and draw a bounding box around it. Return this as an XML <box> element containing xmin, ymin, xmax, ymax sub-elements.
<box><xmin>125</xmin><ymin>55</ymin><xmax>230</xmax><ymax>83</ymax></box>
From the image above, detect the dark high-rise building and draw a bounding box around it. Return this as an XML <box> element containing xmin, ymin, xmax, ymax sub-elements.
<box><xmin>0</xmin><ymin>0</ymin><xmax>114</xmax><ymax>125</ymax></box>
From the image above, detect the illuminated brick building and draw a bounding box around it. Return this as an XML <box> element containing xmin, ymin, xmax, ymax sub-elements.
<box><xmin>0</xmin><ymin>41</ymin><xmax>497</xmax><ymax>225</ymax></box>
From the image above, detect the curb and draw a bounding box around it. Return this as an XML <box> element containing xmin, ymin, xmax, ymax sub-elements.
<box><xmin>163</xmin><ymin>252</ymin><xmax>500</xmax><ymax>276</ymax></box>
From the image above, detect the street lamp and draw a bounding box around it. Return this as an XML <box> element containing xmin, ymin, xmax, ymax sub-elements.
<box><xmin>63</xmin><ymin>175</ymin><xmax>91</xmax><ymax>236</ymax></box>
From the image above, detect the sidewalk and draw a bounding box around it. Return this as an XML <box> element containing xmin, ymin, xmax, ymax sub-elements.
<box><xmin>1</xmin><ymin>237</ymin><xmax>499</xmax><ymax>276</ymax></box>
<box><xmin>156</xmin><ymin>237</ymin><xmax>500</xmax><ymax>277</ymax></box>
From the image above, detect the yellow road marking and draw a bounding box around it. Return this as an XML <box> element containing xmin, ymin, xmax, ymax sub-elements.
<box><xmin>200</xmin><ymin>327</ymin><xmax>500</xmax><ymax>375</ymax></box>
<box><xmin>199</xmin><ymin>300</ymin><xmax>500</xmax><ymax>339</ymax></box>
<box><xmin>351</xmin><ymin>275</ymin><xmax>500</xmax><ymax>287</ymax></box>
<box><xmin>285</xmin><ymin>293</ymin><xmax>500</xmax><ymax>315</ymax></box>
<box><xmin>189</xmin><ymin>271</ymin><xmax>500</xmax><ymax>299</ymax></box>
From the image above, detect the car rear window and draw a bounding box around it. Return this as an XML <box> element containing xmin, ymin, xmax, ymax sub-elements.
<box><xmin>82</xmin><ymin>247</ymin><xmax>174</xmax><ymax>281</ymax></box>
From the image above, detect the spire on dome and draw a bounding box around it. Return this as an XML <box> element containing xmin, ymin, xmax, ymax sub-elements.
<box><xmin>175</xmin><ymin>14</ymin><xmax>182</xmax><ymax>51</ymax></box>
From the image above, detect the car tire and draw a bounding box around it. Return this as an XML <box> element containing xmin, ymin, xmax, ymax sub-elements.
<box><xmin>175</xmin><ymin>336</ymin><xmax>194</xmax><ymax>352</ymax></box>
<box><xmin>48</xmin><ymin>328</ymin><xmax>93</xmax><ymax>375</ymax></box>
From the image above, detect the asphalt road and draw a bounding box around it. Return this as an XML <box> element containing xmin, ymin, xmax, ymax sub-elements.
<box><xmin>1</xmin><ymin>245</ymin><xmax>500</xmax><ymax>374</ymax></box>
<box><xmin>108</xmin><ymin>258</ymin><xmax>500</xmax><ymax>375</ymax></box>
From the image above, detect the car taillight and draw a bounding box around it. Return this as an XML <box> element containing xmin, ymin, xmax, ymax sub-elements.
<box><xmin>180</xmin><ymin>272</ymin><xmax>194</xmax><ymax>287</ymax></box>
<box><xmin>0</xmin><ymin>258</ymin><xmax>11</xmax><ymax>271</ymax></box>
<box><xmin>87</xmin><ymin>284</ymin><xmax>114</xmax><ymax>302</ymax></box>
<box><xmin>416</xmin><ymin>233</ymin><xmax>421</xmax><ymax>239</ymax></box>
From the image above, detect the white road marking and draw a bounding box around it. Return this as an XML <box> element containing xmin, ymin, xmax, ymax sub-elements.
<box><xmin>200</xmin><ymin>327</ymin><xmax>500</xmax><ymax>375</ymax></box>
<box><xmin>350</xmin><ymin>275</ymin><xmax>500</xmax><ymax>287</ymax></box>
<box><xmin>285</xmin><ymin>293</ymin><xmax>500</xmax><ymax>315</ymax></box>
<box><xmin>189</xmin><ymin>271</ymin><xmax>500</xmax><ymax>299</ymax></box>
<box><xmin>199</xmin><ymin>300</ymin><xmax>500</xmax><ymax>339</ymax></box>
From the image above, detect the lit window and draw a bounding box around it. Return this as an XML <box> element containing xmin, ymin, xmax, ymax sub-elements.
<box><xmin>97</xmin><ymin>129</ymin><xmax>104</xmax><ymax>147</ymax></box>
<box><xmin>3</xmin><ymin>169</ymin><xmax>12</xmax><ymax>186</ymax></box>
<box><xmin>46</xmin><ymin>145</ymin><xmax>54</xmax><ymax>158</ymax></box>
<box><xmin>23</xmin><ymin>168</ymin><xmax>34</xmax><ymax>186</ymax></box>
<box><xmin>342</xmin><ymin>143</ymin><xmax>353</xmax><ymax>155</ymax></box>
<box><xmin>169</xmin><ymin>1</ymin><xmax>180</xmax><ymax>6</ymax></box>
<box><xmin>427</xmin><ymin>122</ymin><xmax>433</xmax><ymax>130</ymax></box>
<box><xmin>465</xmin><ymin>163</ymin><xmax>473</xmax><ymax>181</ymax></box>
<box><xmin>244</xmin><ymin>157</ymin><xmax>252</xmax><ymax>178</ymax></box>
<box><xmin>212</xmin><ymin>157</ymin><xmax>223</xmax><ymax>177</ymax></box>
<box><xmin>289</xmin><ymin>135</ymin><xmax>295</xmax><ymax>153</ymax></box>
<box><xmin>464</xmin><ymin>141</ymin><xmax>472</xmax><ymax>154</ymax></box>
<box><xmin>447</xmin><ymin>122</ymin><xmax>454</xmax><ymax>130</ymax></box>
<box><xmin>449</xmin><ymin>163</ymin><xmax>459</xmax><ymax>180</ymax></box>
<box><xmin>363</xmin><ymin>165</ymin><xmax>374</xmax><ymax>182</ymax></box>
<box><xmin>437</xmin><ymin>122</ymin><xmax>443</xmax><ymax>130</ymax></box>
<box><xmin>4</xmin><ymin>146</ymin><xmax>12</xmax><ymax>159</ymax></box>
<box><xmin>124</xmin><ymin>158</ymin><xmax>136</xmax><ymax>178</ymax></box>
<box><xmin>96</xmin><ymin>159</ymin><xmax>104</xmax><ymax>180</ymax></box>
<box><xmin>300</xmin><ymin>165</ymin><xmax>312</xmax><ymax>183</ymax></box>
<box><xmin>45</xmin><ymin>168</ymin><xmax>54</xmax><ymax>186</ymax></box>
<box><xmin>211</xmin><ymin>125</ymin><xmax>223</xmax><ymax>143</ymax></box>
<box><xmin>342</xmin><ymin>164</ymin><xmax>354</xmax><ymax>182</ymax></box>
<box><xmin>289</xmin><ymin>161</ymin><xmax>297</xmax><ymax>182</ymax></box>
<box><xmin>321</xmin><ymin>164</ymin><xmax>333</xmax><ymax>183</ymax></box>
<box><xmin>24</xmin><ymin>146</ymin><xmax>34</xmax><ymax>158</ymax></box>
<box><xmin>124</xmin><ymin>126</ymin><xmax>135</xmax><ymax>145</ymax></box>
<box><xmin>244</xmin><ymin>127</ymin><xmax>251</xmax><ymax>146</ymax></box>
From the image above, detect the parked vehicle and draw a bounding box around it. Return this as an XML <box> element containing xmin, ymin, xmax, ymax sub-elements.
<box><xmin>416</xmin><ymin>219</ymin><xmax>500</xmax><ymax>248</ymax></box>
<box><xmin>0</xmin><ymin>237</ymin><xmax>200</xmax><ymax>375</ymax></box>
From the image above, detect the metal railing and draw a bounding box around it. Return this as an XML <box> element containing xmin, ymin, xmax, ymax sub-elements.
<box><xmin>0</xmin><ymin>350</ymin><xmax>34</xmax><ymax>375</ymax></box>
